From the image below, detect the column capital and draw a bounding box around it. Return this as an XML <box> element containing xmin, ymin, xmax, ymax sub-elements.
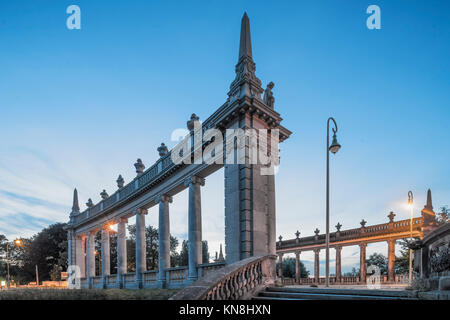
<box><xmin>313</xmin><ymin>248</ymin><xmax>320</xmax><ymax>254</ymax></box>
<box><xmin>295</xmin><ymin>251</ymin><xmax>301</xmax><ymax>257</ymax></box>
<box><xmin>135</xmin><ymin>208</ymin><xmax>148</xmax><ymax>215</ymax></box>
<box><xmin>88</xmin><ymin>229</ymin><xmax>98</xmax><ymax>236</ymax></box>
<box><xmin>118</xmin><ymin>217</ymin><xmax>128</xmax><ymax>224</ymax></box>
<box><xmin>157</xmin><ymin>194</ymin><xmax>173</xmax><ymax>204</ymax></box>
<box><xmin>184</xmin><ymin>175</ymin><xmax>205</xmax><ymax>187</ymax></box>
<box><xmin>76</xmin><ymin>233</ymin><xmax>86</xmax><ymax>240</ymax></box>
<box><xmin>359</xmin><ymin>242</ymin><xmax>367</xmax><ymax>249</ymax></box>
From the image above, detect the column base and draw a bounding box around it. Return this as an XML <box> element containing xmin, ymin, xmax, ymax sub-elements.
<box><xmin>116</xmin><ymin>274</ymin><xmax>124</xmax><ymax>289</ymax></box>
<box><xmin>157</xmin><ymin>279</ymin><xmax>167</xmax><ymax>289</ymax></box>
<box><xmin>135</xmin><ymin>275</ymin><xmax>143</xmax><ymax>289</ymax></box>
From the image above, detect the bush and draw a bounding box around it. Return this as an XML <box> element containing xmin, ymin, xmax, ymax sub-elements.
<box><xmin>430</xmin><ymin>245</ymin><xmax>450</xmax><ymax>273</ymax></box>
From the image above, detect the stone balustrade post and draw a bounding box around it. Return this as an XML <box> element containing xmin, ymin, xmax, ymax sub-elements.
<box><xmin>157</xmin><ymin>194</ymin><xmax>172</xmax><ymax>288</ymax></box>
<box><xmin>135</xmin><ymin>208</ymin><xmax>147</xmax><ymax>288</ymax></box>
<box><xmin>116</xmin><ymin>217</ymin><xmax>128</xmax><ymax>288</ymax></box>
<box><xmin>185</xmin><ymin>176</ymin><xmax>205</xmax><ymax>282</ymax></box>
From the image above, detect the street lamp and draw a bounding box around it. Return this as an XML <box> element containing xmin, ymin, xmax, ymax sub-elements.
<box><xmin>325</xmin><ymin>117</ymin><xmax>341</xmax><ymax>287</ymax></box>
<box><xmin>6</xmin><ymin>239</ymin><xmax>23</xmax><ymax>288</ymax></box>
<box><xmin>407</xmin><ymin>191</ymin><xmax>413</xmax><ymax>283</ymax></box>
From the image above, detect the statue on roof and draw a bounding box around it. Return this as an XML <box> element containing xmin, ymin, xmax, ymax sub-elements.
<box><xmin>263</xmin><ymin>82</ymin><xmax>275</xmax><ymax>108</ymax></box>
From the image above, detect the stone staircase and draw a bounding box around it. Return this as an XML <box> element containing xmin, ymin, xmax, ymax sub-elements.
<box><xmin>254</xmin><ymin>287</ymin><xmax>419</xmax><ymax>300</ymax></box>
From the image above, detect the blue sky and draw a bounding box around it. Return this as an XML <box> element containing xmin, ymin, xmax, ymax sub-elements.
<box><xmin>0</xmin><ymin>1</ymin><xmax>449</xmax><ymax>273</ymax></box>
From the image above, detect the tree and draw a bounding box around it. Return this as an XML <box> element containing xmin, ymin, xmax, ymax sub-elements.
<box><xmin>127</xmin><ymin>224</ymin><xmax>179</xmax><ymax>270</ymax></box>
<box><xmin>202</xmin><ymin>241</ymin><xmax>209</xmax><ymax>264</ymax></box>
<box><xmin>437</xmin><ymin>206</ymin><xmax>450</xmax><ymax>225</ymax></box>
<box><xmin>175</xmin><ymin>240</ymin><xmax>209</xmax><ymax>266</ymax></box>
<box><xmin>16</xmin><ymin>223</ymin><xmax>68</xmax><ymax>283</ymax></box>
<box><xmin>395</xmin><ymin>239</ymin><xmax>411</xmax><ymax>274</ymax></box>
<box><xmin>343</xmin><ymin>267</ymin><xmax>360</xmax><ymax>277</ymax></box>
<box><xmin>366</xmin><ymin>253</ymin><xmax>388</xmax><ymax>275</ymax></box>
<box><xmin>276</xmin><ymin>257</ymin><xmax>309</xmax><ymax>278</ymax></box>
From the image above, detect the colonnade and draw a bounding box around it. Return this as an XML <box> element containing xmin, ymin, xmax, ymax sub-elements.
<box><xmin>70</xmin><ymin>175</ymin><xmax>206</xmax><ymax>288</ymax></box>
<box><xmin>277</xmin><ymin>239</ymin><xmax>398</xmax><ymax>283</ymax></box>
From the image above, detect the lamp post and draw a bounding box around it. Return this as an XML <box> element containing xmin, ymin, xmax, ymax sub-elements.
<box><xmin>407</xmin><ymin>191</ymin><xmax>413</xmax><ymax>283</ymax></box>
<box><xmin>325</xmin><ymin>117</ymin><xmax>341</xmax><ymax>287</ymax></box>
<box><xmin>6</xmin><ymin>239</ymin><xmax>23</xmax><ymax>288</ymax></box>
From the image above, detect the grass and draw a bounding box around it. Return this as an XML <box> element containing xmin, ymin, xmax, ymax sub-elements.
<box><xmin>0</xmin><ymin>288</ymin><xmax>179</xmax><ymax>300</ymax></box>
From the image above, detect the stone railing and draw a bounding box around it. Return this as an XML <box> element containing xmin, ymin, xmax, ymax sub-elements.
<box><xmin>143</xmin><ymin>270</ymin><xmax>158</xmax><ymax>284</ymax></box>
<box><xmin>170</xmin><ymin>255</ymin><xmax>276</xmax><ymax>300</ymax></box>
<box><xmin>123</xmin><ymin>273</ymin><xmax>135</xmax><ymax>284</ymax></box>
<box><xmin>282</xmin><ymin>274</ymin><xmax>410</xmax><ymax>285</ymax></box>
<box><xmin>166</xmin><ymin>266</ymin><xmax>188</xmax><ymax>283</ymax></box>
<box><xmin>72</xmin><ymin>151</ymin><xmax>179</xmax><ymax>226</ymax></box>
<box><xmin>278</xmin><ymin>217</ymin><xmax>423</xmax><ymax>250</ymax></box>
<box><xmin>106</xmin><ymin>274</ymin><xmax>116</xmax><ymax>285</ymax></box>
<box><xmin>198</xmin><ymin>262</ymin><xmax>226</xmax><ymax>278</ymax></box>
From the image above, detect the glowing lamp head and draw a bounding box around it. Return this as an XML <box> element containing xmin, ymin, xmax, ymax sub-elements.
<box><xmin>407</xmin><ymin>191</ymin><xmax>413</xmax><ymax>207</ymax></box>
<box><xmin>329</xmin><ymin>134</ymin><xmax>341</xmax><ymax>154</ymax></box>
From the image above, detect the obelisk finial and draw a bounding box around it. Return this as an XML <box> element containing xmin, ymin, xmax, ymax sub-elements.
<box><xmin>424</xmin><ymin>188</ymin><xmax>433</xmax><ymax>210</ymax></box>
<box><xmin>238</xmin><ymin>12</ymin><xmax>252</xmax><ymax>60</ymax></box>
<box><xmin>71</xmin><ymin>188</ymin><xmax>80</xmax><ymax>215</ymax></box>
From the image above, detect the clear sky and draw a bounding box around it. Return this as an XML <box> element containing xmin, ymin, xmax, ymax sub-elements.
<box><xmin>0</xmin><ymin>1</ymin><xmax>449</xmax><ymax>274</ymax></box>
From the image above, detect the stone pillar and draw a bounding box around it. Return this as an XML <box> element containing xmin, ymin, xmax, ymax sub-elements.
<box><xmin>67</xmin><ymin>229</ymin><xmax>75</xmax><ymax>268</ymax></box>
<box><xmin>135</xmin><ymin>208</ymin><xmax>147</xmax><ymax>288</ymax></box>
<box><xmin>86</xmin><ymin>231</ymin><xmax>96</xmax><ymax>288</ymax></box>
<box><xmin>277</xmin><ymin>253</ymin><xmax>283</xmax><ymax>278</ymax></box>
<box><xmin>335</xmin><ymin>246</ymin><xmax>342</xmax><ymax>283</ymax></box>
<box><xmin>360</xmin><ymin>243</ymin><xmax>367</xmax><ymax>283</ymax></box>
<box><xmin>116</xmin><ymin>217</ymin><xmax>127</xmax><ymax>288</ymax></box>
<box><xmin>101</xmin><ymin>225</ymin><xmax>110</xmax><ymax>288</ymax></box>
<box><xmin>185</xmin><ymin>176</ymin><xmax>205</xmax><ymax>282</ymax></box>
<box><xmin>75</xmin><ymin>235</ymin><xmax>86</xmax><ymax>278</ymax></box>
<box><xmin>295</xmin><ymin>251</ymin><xmax>301</xmax><ymax>283</ymax></box>
<box><xmin>157</xmin><ymin>194</ymin><xmax>172</xmax><ymax>288</ymax></box>
<box><xmin>314</xmin><ymin>248</ymin><xmax>320</xmax><ymax>283</ymax></box>
<box><xmin>224</xmin><ymin>116</ymin><xmax>278</xmax><ymax>264</ymax></box>
<box><xmin>387</xmin><ymin>239</ymin><xmax>396</xmax><ymax>283</ymax></box>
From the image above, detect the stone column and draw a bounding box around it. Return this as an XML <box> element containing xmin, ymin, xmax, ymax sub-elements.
<box><xmin>67</xmin><ymin>229</ymin><xmax>75</xmax><ymax>268</ymax></box>
<box><xmin>360</xmin><ymin>243</ymin><xmax>367</xmax><ymax>283</ymax></box>
<box><xmin>185</xmin><ymin>176</ymin><xmax>205</xmax><ymax>282</ymax></box>
<box><xmin>335</xmin><ymin>246</ymin><xmax>342</xmax><ymax>283</ymax></box>
<box><xmin>75</xmin><ymin>235</ymin><xmax>86</xmax><ymax>278</ymax></box>
<box><xmin>135</xmin><ymin>208</ymin><xmax>147</xmax><ymax>288</ymax></box>
<box><xmin>295</xmin><ymin>251</ymin><xmax>301</xmax><ymax>283</ymax></box>
<box><xmin>314</xmin><ymin>248</ymin><xmax>320</xmax><ymax>283</ymax></box>
<box><xmin>101</xmin><ymin>225</ymin><xmax>110</xmax><ymax>288</ymax></box>
<box><xmin>277</xmin><ymin>253</ymin><xmax>283</xmax><ymax>278</ymax></box>
<box><xmin>116</xmin><ymin>217</ymin><xmax>127</xmax><ymax>288</ymax></box>
<box><xmin>157</xmin><ymin>194</ymin><xmax>172</xmax><ymax>288</ymax></box>
<box><xmin>86</xmin><ymin>230</ymin><xmax>96</xmax><ymax>288</ymax></box>
<box><xmin>224</xmin><ymin>116</ymin><xmax>278</xmax><ymax>264</ymax></box>
<box><xmin>387</xmin><ymin>239</ymin><xmax>396</xmax><ymax>283</ymax></box>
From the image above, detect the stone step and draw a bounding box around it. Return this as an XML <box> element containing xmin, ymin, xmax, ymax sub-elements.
<box><xmin>254</xmin><ymin>287</ymin><xmax>419</xmax><ymax>300</ymax></box>
<box><xmin>266</xmin><ymin>286</ymin><xmax>418</xmax><ymax>298</ymax></box>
